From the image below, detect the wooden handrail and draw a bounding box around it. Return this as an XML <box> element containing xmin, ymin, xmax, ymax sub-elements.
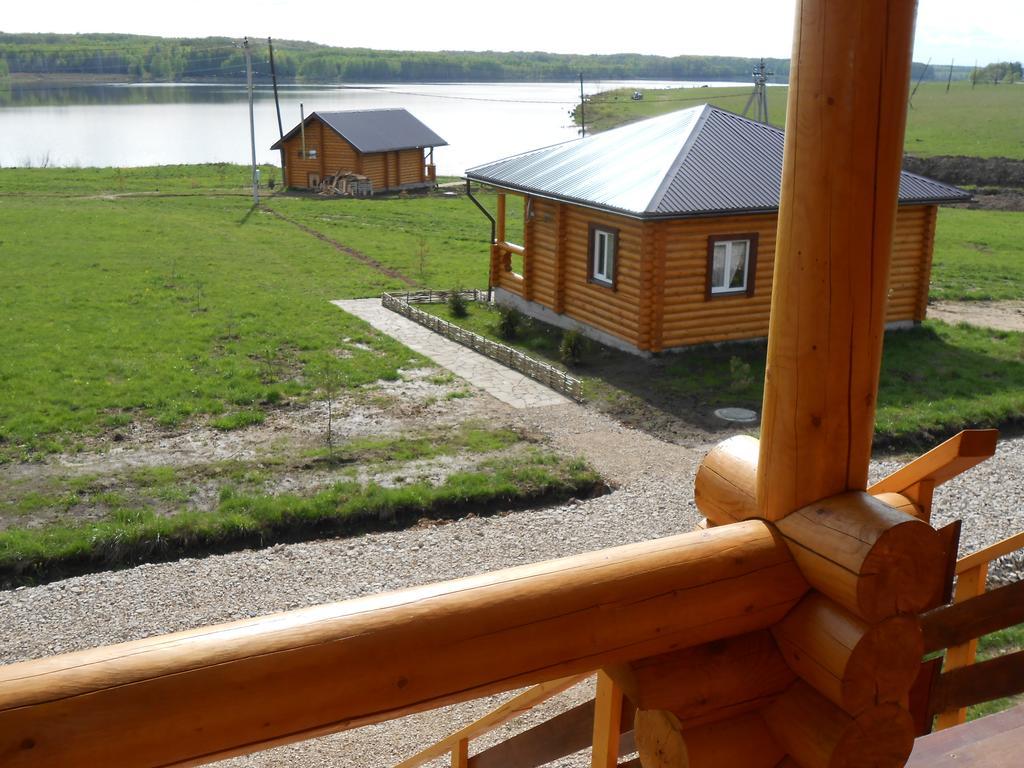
<box><xmin>0</xmin><ymin>521</ymin><xmax>806</xmax><ymax>767</ymax></box>
<box><xmin>394</xmin><ymin>673</ymin><xmax>588</xmax><ymax>768</ymax></box>
<box><xmin>956</xmin><ymin>530</ymin><xmax>1024</xmax><ymax>575</ymax></box>
<box><xmin>496</xmin><ymin>241</ymin><xmax>525</xmax><ymax>256</ymax></box>
<box><xmin>926</xmin><ymin>528</ymin><xmax>1024</xmax><ymax>729</ymax></box>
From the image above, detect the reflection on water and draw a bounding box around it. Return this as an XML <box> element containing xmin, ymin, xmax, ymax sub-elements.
<box><xmin>0</xmin><ymin>80</ymin><xmax>749</xmax><ymax>174</ymax></box>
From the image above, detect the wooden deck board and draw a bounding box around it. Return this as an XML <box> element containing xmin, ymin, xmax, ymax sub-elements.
<box><xmin>907</xmin><ymin>704</ymin><xmax>1024</xmax><ymax>767</ymax></box>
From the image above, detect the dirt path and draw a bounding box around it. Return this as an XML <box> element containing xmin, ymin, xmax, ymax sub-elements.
<box><xmin>929</xmin><ymin>300</ymin><xmax>1024</xmax><ymax>332</ymax></box>
<box><xmin>261</xmin><ymin>204</ymin><xmax>420</xmax><ymax>287</ymax></box>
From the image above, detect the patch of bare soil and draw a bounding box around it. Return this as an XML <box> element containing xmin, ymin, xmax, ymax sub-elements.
<box><xmin>0</xmin><ymin>367</ymin><xmax>518</xmax><ymax>531</ymax></box>
<box><xmin>904</xmin><ymin>155</ymin><xmax>1024</xmax><ymax>189</ymax></box>
<box><xmin>928</xmin><ymin>300</ymin><xmax>1024</xmax><ymax>332</ymax></box>
<box><xmin>958</xmin><ymin>187</ymin><xmax>1024</xmax><ymax>212</ymax></box>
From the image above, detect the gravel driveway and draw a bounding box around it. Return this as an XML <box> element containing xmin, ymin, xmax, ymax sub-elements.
<box><xmin>2</xmin><ymin>399</ymin><xmax>1022</xmax><ymax>767</ymax></box>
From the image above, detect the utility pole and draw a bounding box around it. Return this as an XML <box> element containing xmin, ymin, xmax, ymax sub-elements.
<box><xmin>268</xmin><ymin>37</ymin><xmax>284</xmax><ymax>140</ymax></box>
<box><xmin>908</xmin><ymin>57</ymin><xmax>930</xmax><ymax>109</ymax></box>
<box><xmin>742</xmin><ymin>58</ymin><xmax>773</xmax><ymax>123</ymax></box>
<box><xmin>268</xmin><ymin>37</ymin><xmax>285</xmax><ymax>182</ymax></box>
<box><xmin>579</xmin><ymin>73</ymin><xmax>585</xmax><ymax>138</ymax></box>
<box><xmin>946</xmin><ymin>59</ymin><xmax>955</xmax><ymax>93</ymax></box>
<box><xmin>243</xmin><ymin>37</ymin><xmax>259</xmax><ymax>205</ymax></box>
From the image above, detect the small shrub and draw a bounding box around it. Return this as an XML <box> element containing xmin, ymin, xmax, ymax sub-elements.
<box><xmin>497</xmin><ymin>307</ymin><xmax>521</xmax><ymax>340</ymax></box>
<box><xmin>447</xmin><ymin>289</ymin><xmax>469</xmax><ymax>318</ymax></box>
<box><xmin>560</xmin><ymin>330</ymin><xmax>588</xmax><ymax>366</ymax></box>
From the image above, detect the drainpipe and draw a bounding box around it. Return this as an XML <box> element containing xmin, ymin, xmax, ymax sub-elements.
<box><xmin>464</xmin><ymin>178</ymin><xmax>497</xmax><ymax>301</ymax></box>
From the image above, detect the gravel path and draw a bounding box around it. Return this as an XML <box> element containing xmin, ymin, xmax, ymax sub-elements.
<box><xmin>2</xmin><ymin>399</ymin><xmax>1022</xmax><ymax>767</ymax></box>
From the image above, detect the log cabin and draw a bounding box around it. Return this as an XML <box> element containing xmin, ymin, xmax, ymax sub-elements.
<box><xmin>466</xmin><ymin>105</ymin><xmax>969</xmax><ymax>355</ymax></box>
<box><xmin>271</xmin><ymin>108</ymin><xmax>447</xmax><ymax>194</ymax></box>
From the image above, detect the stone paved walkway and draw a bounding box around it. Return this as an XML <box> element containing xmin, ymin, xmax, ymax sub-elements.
<box><xmin>333</xmin><ymin>299</ymin><xmax>569</xmax><ymax>409</ymax></box>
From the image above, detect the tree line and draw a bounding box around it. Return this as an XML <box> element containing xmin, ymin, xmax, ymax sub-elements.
<box><xmin>0</xmin><ymin>32</ymin><xmax>989</xmax><ymax>85</ymax></box>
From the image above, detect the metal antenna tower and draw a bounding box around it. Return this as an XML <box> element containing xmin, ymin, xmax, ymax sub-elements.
<box><xmin>742</xmin><ymin>58</ymin><xmax>773</xmax><ymax>123</ymax></box>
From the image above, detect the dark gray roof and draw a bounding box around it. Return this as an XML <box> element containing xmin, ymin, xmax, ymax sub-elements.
<box><xmin>271</xmin><ymin>108</ymin><xmax>447</xmax><ymax>153</ymax></box>
<box><xmin>465</xmin><ymin>105</ymin><xmax>968</xmax><ymax>218</ymax></box>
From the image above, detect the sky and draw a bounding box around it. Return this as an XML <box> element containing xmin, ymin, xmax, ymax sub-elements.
<box><xmin>2</xmin><ymin>0</ymin><xmax>1021</xmax><ymax>66</ymax></box>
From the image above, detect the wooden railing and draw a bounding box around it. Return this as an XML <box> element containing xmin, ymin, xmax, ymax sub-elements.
<box><xmin>491</xmin><ymin>241</ymin><xmax>525</xmax><ymax>296</ymax></box>
<box><xmin>918</xmin><ymin>530</ymin><xmax>1024</xmax><ymax>730</ymax></box>
<box><xmin>0</xmin><ymin>521</ymin><xmax>807</xmax><ymax>767</ymax></box>
<box><xmin>395</xmin><ymin>671</ymin><xmax>636</xmax><ymax>768</ymax></box>
<box><xmin>394</xmin><ymin>673</ymin><xmax>588</xmax><ymax>768</ymax></box>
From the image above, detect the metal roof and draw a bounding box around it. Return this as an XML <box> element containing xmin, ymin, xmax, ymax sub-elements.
<box><xmin>466</xmin><ymin>105</ymin><xmax>969</xmax><ymax>218</ymax></box>
<box><xmin>271</xmin><ymin>108</ymin><xmax>447</xmax><ymax>153</ymax></box>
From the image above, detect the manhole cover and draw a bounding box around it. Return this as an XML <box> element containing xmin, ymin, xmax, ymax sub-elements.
<box><xmin>714</xmin><ymin>407</ymin><xmax>758</xmax><ymax>424</ymax></box>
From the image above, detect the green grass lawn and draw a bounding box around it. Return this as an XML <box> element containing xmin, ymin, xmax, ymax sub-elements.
<box><xmin>0</xmin><ymin>165</ymin><xmax>1019</xmax><ymax>460</ymax></box>
<box><xmin>931</xmin><ymin>208</ymin><xmax>1024</xmax><ymax>301</ymax></box>
<box><xmin>584</xmin><ymin>81</ymin><xmax>1024</xmax><ymax>159</ymax></box>
<box><xmin>265</xmin><ymin>190</ymin><xmax>520</xmax><ymax>289</ymax></box>
<box><xmin>422</xmin><ymin>301</ymin><xmax>1024</xmax><ymax>447</ymax></box>
<box><xmin>0</xmin><ymin>175</ymin><xmax>427</xmax><ymax>459</ymax></box>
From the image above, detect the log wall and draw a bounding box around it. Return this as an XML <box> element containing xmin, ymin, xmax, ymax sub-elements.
<box><xmin>489</xmin><ymin>197</ymin><xmax>937</xmax><ymax>353</ymax></box>
<box><xmin>280</xmin><ymin>119</ymin><xmax>428</xmax><ymax>192</ymax></box>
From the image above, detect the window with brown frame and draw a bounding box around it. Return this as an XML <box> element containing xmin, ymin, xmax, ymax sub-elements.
<box><xmin>588</xmin><ymin>224</ymin><xmax>619</xmax><ymax>288</ymax></box>
<box><xmin>706</xmin><ymin>233</ymin><xmax>759</xmax><ymax>298</ymax></box>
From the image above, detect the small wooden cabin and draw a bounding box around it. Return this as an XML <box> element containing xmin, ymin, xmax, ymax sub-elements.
<box><xmin>466</xmin><ymin>105</ymin><xmax>968</xmax><ymax>355</ymax></box>
<box><xmin>271</xmin><ymin>108</ymin><xmax>447</xmax><ymax>194</ymax></box>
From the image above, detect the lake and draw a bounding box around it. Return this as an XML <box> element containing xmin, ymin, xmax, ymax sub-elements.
<box><xmin>0</xmin><ymin>80</ymin><xmax>752</xmax><ymax>175</ymax></box>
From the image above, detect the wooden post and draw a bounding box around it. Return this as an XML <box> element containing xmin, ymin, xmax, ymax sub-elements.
<box><xmin>591</xmin><ymin>671</ymin><xmax>623</xmax><ymax>768</ymax></box>
<box><xmin>757</xmin><ymin>0</ymin><xmax>919</xmax><ymax>519</ymax></box>
<box><xmin>553</xmin><ymin>203</ymin><xmax>566</xmax><ymax>314</ymax></box>
<box><xmin>496</xmin><ymin>193</ymin><xmax>506</xmax><ymax>244</ymax></box>
<box><xmin>451</xmin><ymin>738</ymin><xmax>469</xmax><ymax>768</ymax></box>
<box><xmin>934</xmin><ymin>562</ymin><xmax>989</xmax><ymax>729</ymax></box>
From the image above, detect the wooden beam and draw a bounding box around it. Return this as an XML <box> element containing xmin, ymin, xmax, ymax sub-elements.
<box><xmin>932</xmin><ymin>649</ymin><xmax>1024</xmax><ymax>714</ymax></box>
<box><xmin>636</xmin><ymin>710</ymin><xmax>784</xmax><ymax>768</ymax></box>
<box><xmin>764</xmin><ymin>681</ymin><xmax>915</xmax><ymax>768</ymax></box>
<box><xmin>756</xmin><ymin>0</ymin><xmax>919</xmax><ymax>519</ymax></box>
<box><xmin>776</xmin><ymin>491</ymin><xmax>946</xmax><ymax>622</ymax></box>
<box><xmin>868</xmin><ymin>429</ymin><xmax>999</xmax><ymax>514</ymax></box>
<box><xmin>922</xmin><ymin>579</ymin><xmax>1024</xmax><ymax>655</ymax></box>
<box><xmin>0</xmin><ymin>521</ymin><xmax>807</xmax><ymax>768</ymax></box>
<box><xmin>956</xmin><ymin>530</ymin><xmax>1024</xmax><ymax>576</ymax></box>
<box><xmin>394</xmin><ymin>674</ymin><xmax>587</xmax><ymax>768</ymax></box>
<box><xmin>621</xmin><ymin>630</ymin><xmax>794</xmax><ymax>727</ymax></box>
<box><xmin>591</xmin><ymin>671</ymin><xmax>623</xmax><ymax>768</ymax></box>
<box><xmin>771</xmin><ymin>593</ymin><xmax>922</xmax><ymax>715</ymax></box>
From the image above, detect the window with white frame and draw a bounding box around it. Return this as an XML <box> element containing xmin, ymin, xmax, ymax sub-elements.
<box><xmin>708</xmin><ymin>235</ymin><xmax>757</xmax><ymax>297</ymax></box>
<box><xmin>589</xmin><ymin>226</ymin><xmax>617</xmax><ymax>286</ymax></box>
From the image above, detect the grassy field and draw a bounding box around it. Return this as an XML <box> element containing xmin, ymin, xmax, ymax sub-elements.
<box><xmin>932</xmin><ymin>208</ymin><xmax>1024</xmax><ymax>300</ymax></box>
<box><xmin>421</xmin><ymin>301</ymin><xmax>1024</xmax><ymax>448</ymax></box>
<box><xmin>1</xmin><ymin>165</ymin><xmax>1019</xmax><ymax>459</ymax></box>
<box><xmin>584</xmin><ymin>81</ymin><xmax>1024</xmax><ymax>159</ymax></box>
<box><xmin>0</xmin><ymin>445</ymin><xmax>599</xmax><ymax>587</ymax></box>
<box><xmin>0</xmin><ymin>166</ymin><xmax>601</xmax><ymax>580</ymax></box>
<box><xmin>0</xmin><ymin>167</ymin><xmax>510</xmax><ymax>460</ymax></box>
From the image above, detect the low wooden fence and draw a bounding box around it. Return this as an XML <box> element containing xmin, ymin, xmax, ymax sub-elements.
<box><xmin>915</xmin><ymin>529</ymin><xmax>1024</xmax><ymax>731</ymax></box>
<box><xmin>381</xmin><ymin>291</ymin><xmax>584</xmax><ymax>402</ymax></box>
